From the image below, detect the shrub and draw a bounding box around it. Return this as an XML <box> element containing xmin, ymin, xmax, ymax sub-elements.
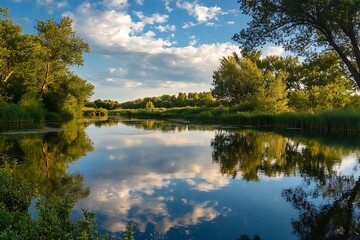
<box><xmin>0</xmin><ymin>163</ymin><xmax>108</xmax><ymax>239</ymax></box>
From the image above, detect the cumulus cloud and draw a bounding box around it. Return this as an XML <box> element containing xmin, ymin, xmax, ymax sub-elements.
<box><xmin>64</xmin><ymin>2</ymin><xmax>239</xmax><ymax>100</ymax></box>
<box><xmin>176</xmin><ymin>1</ymin><xmax>223</xmax><ymax>23</ymax></box>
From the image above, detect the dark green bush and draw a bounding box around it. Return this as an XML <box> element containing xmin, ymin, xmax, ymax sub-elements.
<box><xmin>0</xmin><ymin>163</ymin><xmax>108</xmax><ymax>239</ymax></box>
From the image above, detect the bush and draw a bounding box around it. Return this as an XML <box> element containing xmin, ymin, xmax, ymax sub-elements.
<box><xmin>0</xmin><ymin>163</ymin><xmax>108</xmax><ymax>239</ymax></box>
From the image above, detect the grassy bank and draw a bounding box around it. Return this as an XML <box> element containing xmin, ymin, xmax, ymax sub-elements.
<box><xmin>110</xmin><ymin>107</ymin><xmax>360</xmax><ymax>132</ymax></box>
<box><xmin>0</xmin><ymin>105</ymin><xmax>74</xmax><ymax>124</ymax></box>
<box><xmin>82</xmin><ymin>107</ymin><xmax>108</xmax><ymax>118</ymax></box>
<box><xmin>0</xmin><ymin>104</ymin><xmax>45</xmax><ymax>123</ymax></box>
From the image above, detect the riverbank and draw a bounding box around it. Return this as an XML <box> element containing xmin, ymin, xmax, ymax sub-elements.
<box><xmin>110</xmin><ymin>107</ymin><xmax>360</xmax><ymax>133</ymax></box>
<box><xmin>0</xmin><ymin>103</ymin><xmax>75</xmax><ymax>124</ymax></box>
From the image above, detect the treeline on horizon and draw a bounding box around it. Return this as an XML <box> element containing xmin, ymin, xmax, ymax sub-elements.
<box><xmin>86</xmin><ymin>91</ymin><xmax>217</xmax><ymax>110</ymax></box>
<box><xmin>0</xmin><ymin>8</ymin><xmax>93</xmax><ymax>122</ymax></box>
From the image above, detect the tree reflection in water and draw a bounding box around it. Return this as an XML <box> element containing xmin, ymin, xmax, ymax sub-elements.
<box><xmin>283</xmin><ymin>164</ymin><xmax>360</xmax><ymax>239</ymax></box>
<box><xmin>211</xmin><ymin>129</ymin><xmax>360</xmax><ymax>239</ymax></box>
<box><xmin>0</xmin><ymin>119</ymin><xmax>93</xmax><ymax>204</ymax></box>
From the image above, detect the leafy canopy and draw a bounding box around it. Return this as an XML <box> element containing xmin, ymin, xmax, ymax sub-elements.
<box><xmin>233</xmin><ymin>0</ymin><xmax>360</xmax><ymax>88</ymax></box>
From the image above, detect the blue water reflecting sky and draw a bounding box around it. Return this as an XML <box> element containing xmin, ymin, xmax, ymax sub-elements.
<box><xmin>68</xmin><ymin>120</ymin><xmax>359</xmax><ymax>239</ymax></box>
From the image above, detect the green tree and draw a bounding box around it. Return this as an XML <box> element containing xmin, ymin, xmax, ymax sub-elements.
<box><xmin>211</xmin><ymin>52</ymin><xmax>263</xmax><ymax>104</ymax></box>
<box><xmin>0</xmin><ymin>8</ymin><xmax>42</xmax><ymax>103</ymax></box>
<box><xmin>233</xmin><ymin>0</ymin><xmax>360</xmax><ymax>89</ymax></box>
<box><xmin>287</xmin><ymin>53</ymin><xmax>354</xmax><ymax>112</ymax></box>
<box><xmin>36</xmin><ymin>17</ymin><xmax>90</xmax><ymax>92</ymax></box>
<box><xmin>145</xmin><ymin>100</ymin><xmax>154</xmax><ymax>110</ymax></box>
<box><xmin>211</xmin><ymin>52</ymin><xmax>289</xmax><ymax>112</ymax></box>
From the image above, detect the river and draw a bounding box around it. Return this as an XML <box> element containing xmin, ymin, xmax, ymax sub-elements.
<box><xmin>1</xmin><ymin>117</ymin><xmax>359</xmax><ymax>239</ymax></box>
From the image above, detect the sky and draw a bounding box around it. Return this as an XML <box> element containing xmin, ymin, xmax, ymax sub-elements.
<box><xmin>4</xmin><ymin>0</ymin><xmax>284</xmax><ymax>102</ymax></box>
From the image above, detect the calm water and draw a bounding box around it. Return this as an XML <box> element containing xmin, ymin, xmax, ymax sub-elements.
<box><xmin>1</xmin><ymin>118</ymin><xmax>360</xmax><ymax>239</ymax></box>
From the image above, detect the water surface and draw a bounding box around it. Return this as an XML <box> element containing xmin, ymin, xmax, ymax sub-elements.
<box><xmin>1</xmin><ymin>118</ymin><xmax>359</xmax><ymax>239</ymax></box>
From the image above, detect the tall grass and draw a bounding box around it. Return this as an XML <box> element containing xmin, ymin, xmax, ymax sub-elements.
<box><xmin>110</xmin><ymin>107</ymin><xmax>360</xmax><ymax>132</ymax></box>
<box><xmin>0</xmin><ymin>93</ymin><xmax>46</xmax><ymax>123</ymax></box>
<box><xmin>0</xmin><ymin>104</ymin><xmax>45</xmax><ymax>123</ymax></box>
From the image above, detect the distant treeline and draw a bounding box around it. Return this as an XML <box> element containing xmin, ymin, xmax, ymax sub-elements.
<box><xmin>86</xmin><ymin>91</ymin><xmax>217</xmax><ymax>110</ymax></box>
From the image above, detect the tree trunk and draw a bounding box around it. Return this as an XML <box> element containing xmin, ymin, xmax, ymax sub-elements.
<box><xmin>324</xmin><ymin>30</ymin><xmax>360</xmax><ymax>89</ymax></box>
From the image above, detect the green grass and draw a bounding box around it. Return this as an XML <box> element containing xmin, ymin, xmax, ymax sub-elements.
<box><xmin>0</xmin><ymin>104</ymin><xmax>45</xmax><ymax>123</ymax></box>
<box><xmin>110</xmin><ymin>107</ymin><xmax>360</xmax><ymax>132</ymax></box>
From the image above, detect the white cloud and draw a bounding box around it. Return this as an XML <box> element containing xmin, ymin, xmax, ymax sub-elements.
<box><xmin>74</xmin><ymin>130</ymin><xmax>231</xmax><ymax>234</ymax></box>
<box><xmin>176</xmin><ymin>1</ymin><xmax>223</xmax><ymax>23</ymax></box>
<box><xmin>182</xmin><ymin>21</ymin><xmax>196</xmax><ymax>29</ymax></box>
<box><xmin>155</xmin><ymin>24</ymin><xmax>176</xmax><ymax>32</ymax></box>
<box><xmin>206</xmin><ymin>22</ymin><xmax>215</xmax><ymax>27</ymax></box>
<box><xmin>101</xmin><ymin>0</ymin><xmax>128</xmax><ymax>9</ymax></box>
<box><xmin>124</xmin><ymin>81</ymin><xmax>142</xmax><ymax>88</ymax></box>
<box><xmin>64</xmin><ymin>2</ymin><xmax>239</xmax><ymax>101</ymax></box>
<box><xmin>189</xmin><ymin>35</ymin><xmax>197</xmax><ymax>46</ymax></box>
<box><xmin>133</xmin><ymin>11</ymin><xmax>169</xmax><ymax>24</ymax></box>
<box><xmin>164</xmin><ymin>0</ymin><xmax>173</xmax><ymax>12</ymax></box>
<box><xmin>261</xmin><ymin>46</ymin><xmax>284</xmax><ymax>58</ymax></box>
<box><xmin>36</xmin><ymin>0</ymin><xmax>68</xmax><ymax>13</ymax></box>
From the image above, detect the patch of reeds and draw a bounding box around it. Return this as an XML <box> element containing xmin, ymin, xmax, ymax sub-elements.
<box><xmin>110</xmin><ymin>107</ymin><xmax>360</xmax><ymax>132</ymax></box>
<box><xmin>0</xmin><ymin>104</ymin><xmax>45</xmax><ymax>123</ymax></box>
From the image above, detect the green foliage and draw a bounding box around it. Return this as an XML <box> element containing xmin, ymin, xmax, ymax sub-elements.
<box><xmin>0</xmin><ymin>162</ymin><xmax>36</xmax><ymax>212</ymax></box>
<box><xmin>212</xmin><ymin>53</ymin><xmax>264</xmax><ymax>104</ymax></box>
<box><xmin>116</xmin><ymin>91</ymin><xmax>216</xmax><ymax>109</ymax></box>
<box><xmin>83</xmin><ymin>107</ymin><xmax>108</xmax><ymax>118</ymax></box>
<box><xmin>18</xmin><ymin>92</ymin><xmax>45</xmax><ymax>122</ymax></box>
<box><xmin>0</xmin><ymin>8</ymin><xmax>93</xmax><ymax>122</ymax></box>
<box><xmin>0</xmin><ymin>103</ymin><xmax>45</xmax><ymax>123</ymax></box>
<box><xmin>0</xmin><ymin>163</ymin><xmax>107</xmax><ymax>240</ymax></box>
<box><xmin>211</xmin><ymin>52</ymin><xmax>289</xmax><ymax>112</ymax></box>
<box><xmin>233</xmin><ymin>0</ymin><xmax>360</xmax><ymax>88</ymax></box>
<box><xmin>112</xmin><ymin>107</ymin><xmax>360</xmax><ymax>132</ymax></box>
<box><xmin>145</xmin><ymin>100</ymin><xmax>155</xmax><ymax>110</ymax></box>
<box><xmin>211</xmin><ymin>50</ymin><xmax>357</xmax><ymax>113</ymax></box>
<box><xmin>90</xmin><ymin>99</ymin><xmax>121</xmax><ymax>110</ymax></box>
<box><xmin>124</xmin><ymin>223</ymin><xmax>136</xmax><ymax>240</ymax></box>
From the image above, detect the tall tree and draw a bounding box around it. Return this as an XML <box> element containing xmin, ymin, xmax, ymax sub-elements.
<box><xmin>233</xmin><ymin>0</ymin><xmax>360</xmax><ymax>89</ymax></box>
<box><xmin>211</xmin><ymin>52</ymin><xmax>289</xmax><ymax>112</ymax></box>
<box><xmin>211</xmin><ymin>52</ymin><xmax>264</xmax><ymax>104</ymax></box>
<box><xmin>36</xmin><ymin>17</ymin><xmax>90</xmax><ymax>92</ymax></box>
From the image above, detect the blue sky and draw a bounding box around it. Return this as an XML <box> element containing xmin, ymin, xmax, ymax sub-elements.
<box><xmin>4</xmin><ymin>0</ymin><xmax>283</xmax><ymax>102</ymax></box>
